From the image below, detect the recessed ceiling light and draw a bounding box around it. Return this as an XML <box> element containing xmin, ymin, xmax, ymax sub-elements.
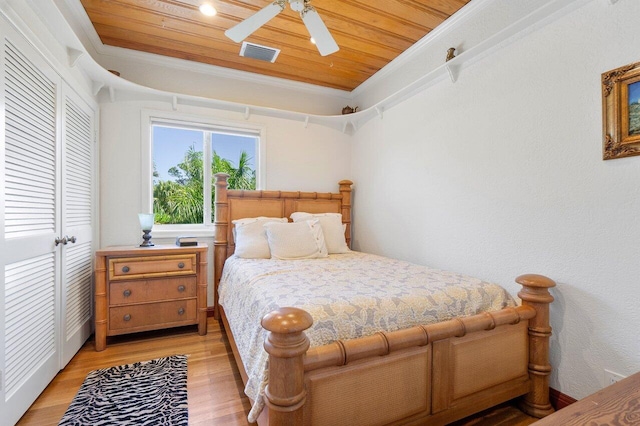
<box><xmin>199</xmin><ymin>3</ymin><xmax>217</xmax><ymax>17</ymax></box>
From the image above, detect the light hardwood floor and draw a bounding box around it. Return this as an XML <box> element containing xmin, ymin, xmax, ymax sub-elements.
<box><xmin>16</xmin><ymin>317</ymin><xmax>537</xmax><ymax>425</ymax></box>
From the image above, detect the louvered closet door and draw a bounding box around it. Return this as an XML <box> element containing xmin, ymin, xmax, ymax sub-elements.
<box><xmin>0</xmin><ymin>32</ymin><xmax>62</xmax><ymax>425</ymax></box>
<box><xmin>60</xmin><ymin>86</ymin><xmax>94</xmax><ymax>367</ymax></box>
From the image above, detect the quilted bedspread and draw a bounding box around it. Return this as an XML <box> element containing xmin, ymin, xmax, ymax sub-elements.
<box><xmin>218</xmin><ymin>251</ymin><xmax>516</xmax><ymax>422</ymax></box>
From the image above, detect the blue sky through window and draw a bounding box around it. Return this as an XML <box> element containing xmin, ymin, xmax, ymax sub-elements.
<box><xmin>153</xmin><ymin>125</ymin><xmax>256</xmax><ymax>181</ymax></box>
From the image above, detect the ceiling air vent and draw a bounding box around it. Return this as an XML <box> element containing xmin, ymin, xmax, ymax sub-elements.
<box><xmin>240</xmin><ymin>42</ymin><xmax>280</xmax><ymax>63</ymax></box>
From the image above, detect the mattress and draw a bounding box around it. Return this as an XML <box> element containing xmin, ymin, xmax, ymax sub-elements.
<box><xmin>218</xmin><ymin>251</ymin><xmax>516</xmax><ymax>422</ymax></box>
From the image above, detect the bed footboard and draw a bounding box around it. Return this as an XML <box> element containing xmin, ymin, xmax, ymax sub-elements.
<box><xmin>261</xmin><ymin>274</ymin><xmax>555</xmax><ymax>425</ymax></box>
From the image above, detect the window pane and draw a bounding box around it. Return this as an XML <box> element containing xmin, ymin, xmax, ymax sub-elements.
<box><xmin>153</xmin><ymin>125</ymin><xmax>204</xmax><ymax>224</ymax></box>
<box><xmin>211</xmin><ymin>133</ymin><xmax>257</xmax><ymax>223</ymax></box>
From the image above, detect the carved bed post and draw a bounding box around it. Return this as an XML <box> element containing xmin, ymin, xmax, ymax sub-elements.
<box><xmin>339</xmin><ymin>180</ymin><xmax>353</xmax><ymax>248</ymax></box>
<box><xmin>94</xmin><ymin>254</ymin><xmax>107</xmax><ymax>351</ymax></box>
<box><xmin>516</xmin><ymin>273</ymin><xmax>556</xmax><ymax>418</ymax></box>
<box><xmin>213</xmin><ymin>173</ymin><xmax>230</xmax><ymax>320</ymax></box>
<box><xmin>262</xmin><ymin>307</ymin><xmax>314</xmax><ymax>425</ymax></box>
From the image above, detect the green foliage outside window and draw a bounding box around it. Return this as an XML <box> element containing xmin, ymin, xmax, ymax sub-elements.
<box><xmin>153</xmin><ymin>146</ymin><xmax>256</xmax><ymax>224</ymax></box>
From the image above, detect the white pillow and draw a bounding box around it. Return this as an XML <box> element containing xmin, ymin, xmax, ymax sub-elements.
<box><xmin>264</xmin><ymin>220</ymin><xmax>328</xmax><ymax>259</ymax></box>
<box><xmin>290</xmin><ymin>212</ymin><xmax>349</xmax><ymax>254</ymax></box>
<box><xmin>232</xmin><ymin>217</ymin><xmax>287</xmax><ymax>259</ymax></box>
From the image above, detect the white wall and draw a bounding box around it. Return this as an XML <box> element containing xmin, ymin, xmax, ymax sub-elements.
<box><xmin>351</xmin><ymin>0</ymin><xmax>640</xmax><ymax>400</ymax></box>
<box><xmin>100</xmin><ymin>100</ymin><xmax>351</xmax><ymax>303</ymax></box>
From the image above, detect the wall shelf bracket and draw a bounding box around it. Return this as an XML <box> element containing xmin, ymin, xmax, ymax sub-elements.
<box><xmin>445</xmin><ymin>64</ymin><xmax>459</xmax><ymax>83</ymax></box>
<box><xmin>67</xmin><ymin>47</ymin><xmax>83</xmax><ymax>67</ymax></box>
<box><xmin>91</xmin><ymin>80</ymin><xmax>104</xmax><ymax>96</ymax></box>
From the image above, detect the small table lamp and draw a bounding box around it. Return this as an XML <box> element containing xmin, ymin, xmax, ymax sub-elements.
<box><xmin>138</xmin><ymin>213</ymin><xmax>155</xmax><ymax>247</ymax></box>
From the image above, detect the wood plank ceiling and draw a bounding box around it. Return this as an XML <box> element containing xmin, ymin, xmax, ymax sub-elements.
<box><xmin>79</xmin><ymin>0</ymin><xmax>472</xmax><ymax>91</ymax></box>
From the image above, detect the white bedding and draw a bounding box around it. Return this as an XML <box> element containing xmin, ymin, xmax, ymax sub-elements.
<box><xmin>218</xmin><ymin>251</ymin><xmax>516</xmax><ymax>422</ymax></box>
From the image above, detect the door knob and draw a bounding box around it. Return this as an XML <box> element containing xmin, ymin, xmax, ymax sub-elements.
<box><xmin>54</xmin><ymin>236</ymin><xmax>67</xmax><ymax>246</ymax></box>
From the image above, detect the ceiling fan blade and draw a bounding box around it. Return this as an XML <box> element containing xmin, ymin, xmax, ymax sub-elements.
<box><xmin>301</xmin><ymin>8</ymin><xmax>339</xmax><ymax>56</ymax></box>
<box><xmin>225</xmin><ymin>2</ymin><xmax>285</xmax><ymax>43</ymax></box>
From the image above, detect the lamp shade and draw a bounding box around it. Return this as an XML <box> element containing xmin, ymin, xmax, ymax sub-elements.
<box><xmin>138</xmin><ymin>213</ymin><xmax>154</xmax><ymax>231</ymax></box>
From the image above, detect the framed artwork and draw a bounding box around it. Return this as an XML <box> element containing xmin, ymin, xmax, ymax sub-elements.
<box><xmin>602</xmin><ymin>61</ymin><xmax>640</xmax><ymax>160</ymax></box>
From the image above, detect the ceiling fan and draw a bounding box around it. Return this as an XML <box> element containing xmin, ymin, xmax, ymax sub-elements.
<box><xmin>224</xmin><ymin>0</ymin><xmax>339</xmax><ymax>56</ymax></box>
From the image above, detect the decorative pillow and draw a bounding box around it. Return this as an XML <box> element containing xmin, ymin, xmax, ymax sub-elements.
<box><xmin>232</xmin><ymin>217</ymin><xmax>288</xmax><ymax>259</ymax></box>
<box><xmin>263</xmin><ymin>220</ymin><xmax>328</xmax><ymax>259</ymax></box>
<box><xmin>290</xmin><ymin>212</ymin><xmax>349</xmax><ymax>254</ymax></box>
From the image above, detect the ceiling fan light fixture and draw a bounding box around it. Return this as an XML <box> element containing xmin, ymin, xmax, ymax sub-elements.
<box><xmin>289</xmin><ymin>0</ymin><xmax>304</xmax><ymax>12</ymax></box>
<box><xmin>199</xmin><ymin>3</ymin><xmax>217</xmax><ymax>17</ymax></box>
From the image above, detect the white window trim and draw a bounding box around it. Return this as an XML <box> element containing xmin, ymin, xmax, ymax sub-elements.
<box><xmin>141</xmin><ymin>109</ymin><xmax>266</xmax><ymax>238</ymax></box>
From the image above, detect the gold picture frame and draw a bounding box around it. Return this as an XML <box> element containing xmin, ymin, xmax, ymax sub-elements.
<box><xmin>602</xmin><ymin>61</ymin><xmax>640</xmax><ymax>160</ymax></box>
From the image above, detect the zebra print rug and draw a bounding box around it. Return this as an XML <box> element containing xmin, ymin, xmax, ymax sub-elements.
<box><xmin>59</xmin><ymin>355</ymin><xmax>188</xmax><ymax>425</ymax></box>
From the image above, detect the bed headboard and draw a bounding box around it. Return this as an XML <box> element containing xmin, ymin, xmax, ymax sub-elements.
<box><xmin>212</xmin><ymin>172</ymin><xmax>353</xmax><ymax>318</ymax></box>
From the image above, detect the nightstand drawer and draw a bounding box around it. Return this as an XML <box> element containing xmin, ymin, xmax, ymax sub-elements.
<box><xmin>109</xmin><ymin>277</ymin><xmax>197</xmax><ymax>305</ymax></box>
<box><xmin>109</xmin><ymin>254</ymin><xmax>196</xmax><ymax>280</ymax></box>
<box><xmin>109</xmin><ymin>299</ymin><xmax>197</xmax><ymax>331</ymax></box>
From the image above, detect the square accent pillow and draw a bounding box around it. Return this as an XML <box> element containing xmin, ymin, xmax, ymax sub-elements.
<box><xmin>290</xmin><ymin>212</ymin><xmax>349</xmax><ymax>254</ymax></box>
<box><xmin>232</xmin><ymin>217</ymin><xmax>288</xmax><ymax>259</ymax></box>
<box><xmin>264</xmin><ymin>220</ymin><xmax>328</xmax><ymax>259</ymax></box>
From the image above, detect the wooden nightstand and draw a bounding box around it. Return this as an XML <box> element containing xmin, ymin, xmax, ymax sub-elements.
<box><xmin>94</xmin><ymin>244</ymin><xmax>208</xmax><ymax>351</ymax></box>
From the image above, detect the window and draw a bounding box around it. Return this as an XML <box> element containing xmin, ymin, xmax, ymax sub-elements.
<box><xmin>142</xmin><ymin>111</ymin><xmax>265</xmax><ymax>232</ymax></box>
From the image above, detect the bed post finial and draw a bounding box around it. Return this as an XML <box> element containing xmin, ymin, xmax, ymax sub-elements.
<box><xmin>213</xmin><ymin>173</ymin><xmax>230</xmax><ymax>319</ymax></box>
<box><xmin>262</xmin><ymin>307</ymin><xmax>314</xmax><ymax>425</ymax></box>
<box><xmin>516</xmin><ymin>273</ymin><xmax>556</xmax><ymax>418</ymax></box>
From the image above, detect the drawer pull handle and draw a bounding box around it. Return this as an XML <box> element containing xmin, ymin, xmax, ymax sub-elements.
<box><xmin>122</xmin><ymin>266</ymin><xmax>130</xmax><ymax>273</ymax></box>
<box><xmin>178</xmin><ymin>285</ymin><xmax>186</xmax><ymax>292</ymax></box>
<box><xmin>123</xmin><ymin>314</ymin><xmax>131</xmax><ymax>321</ymax></box>
<box><xmin>178</xmin><ymin>308</ymin><xmax>185</xmax><ymax>315</ymax></box>
<box><xmin>178</xmin><ymin>262</ymin><xmax>185</xmax><ymax>269</ymax></box>
<box><xmin>123</xmin><ymin>289</ymin><xmax>131</xmax><ymax>297</ymax></box>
